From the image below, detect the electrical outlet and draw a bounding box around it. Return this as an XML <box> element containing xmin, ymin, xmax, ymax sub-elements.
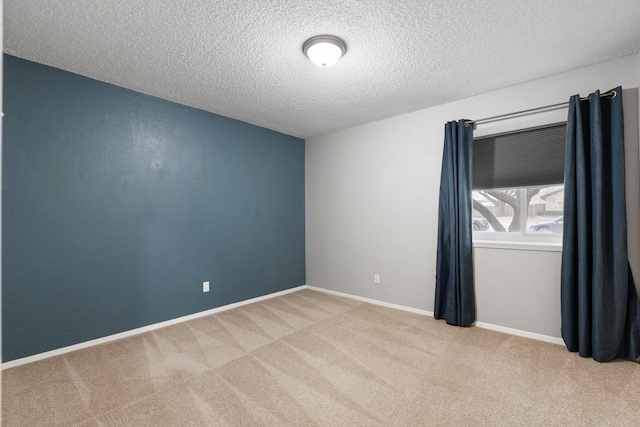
<box><xmin>374</xmin><ymin>274</ymin><xmax>380</xmax><ymax>284</ymax></box>
<box><xmin>203</xmin><ymin>281</ymin><xmax>210</xmax><ymax>292</ymax></box>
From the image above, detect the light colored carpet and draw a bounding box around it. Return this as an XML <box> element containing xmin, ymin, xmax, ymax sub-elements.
<box><xmin>2</xmin><ymin>289</ymin><xmax>639</xmax><ymax>426</ymax></box>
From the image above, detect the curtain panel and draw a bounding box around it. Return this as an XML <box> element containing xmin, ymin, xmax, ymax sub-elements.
<box><xmin>435</xmin><ymin>120</ymin><xmax>475</xmax><ymax>326</ymax></box>
<box><xmin>561</xmin><ymin>86</ymin><xmax>640</xmax><ymax>362</ymax></box>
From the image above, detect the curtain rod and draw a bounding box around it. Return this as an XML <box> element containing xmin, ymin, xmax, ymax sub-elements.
<box><xmin>464</xmin><ymin>90</ymin><xmax>616</xmax><ymax>128</ymax></box>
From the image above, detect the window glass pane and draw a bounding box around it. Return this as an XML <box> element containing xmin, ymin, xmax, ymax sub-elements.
<box><xmin>527</xmin><ymin>185</ymin><xmax>564</xmax><ymax>233</ymax></box>
<box><xmin>472</xmin><ymin>189</ymin><xmax>520</xmax><ymax>233</ymax></box>
<box><xmin>472</xmin><ymin>185</ymin><xmax>564</xmax><ymax>234</ymax></box>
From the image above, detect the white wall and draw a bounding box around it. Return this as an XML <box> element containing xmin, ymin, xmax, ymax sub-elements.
<box><xmin>306</xmin><ymin>53</ymin><xmax>640</xmax><ymax>339</ymax></box>
<box><xmin>626</xmin><ymin>86</ymin><xmax>640</xmax><ymax>285</ymax></box>
<box><xmin>1</xmin><ymin>0</ymin><xmax>4</xmax><ymax>363</ymax></box>
<box><xmin>632</xmin><ymin>51</ymin><xmax>640</xmax><ymax>282</ymax></box>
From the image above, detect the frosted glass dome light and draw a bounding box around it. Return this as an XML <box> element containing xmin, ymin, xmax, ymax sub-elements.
<box><xmin>303</xmin><ymin>35</ymin><xmax>347</xmax><ymax>68</ymax></box>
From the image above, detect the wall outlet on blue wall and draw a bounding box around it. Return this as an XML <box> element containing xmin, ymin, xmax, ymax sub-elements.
<box><xmin>2</xmin><ymin>55</ymin><xmax>305</xmax><ymax>362</ymax></box>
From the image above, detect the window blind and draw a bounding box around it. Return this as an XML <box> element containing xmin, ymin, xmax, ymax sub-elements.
<box><xmin>473</xmin><ymin>123</ymin><xmax>566</xmax><ymax>190</ymax></box>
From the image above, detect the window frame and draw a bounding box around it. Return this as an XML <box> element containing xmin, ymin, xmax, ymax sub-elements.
<box><xmin>471</xmin><ymin>109</ymin><xmax>567</xmax><ymax>245</ymax></box>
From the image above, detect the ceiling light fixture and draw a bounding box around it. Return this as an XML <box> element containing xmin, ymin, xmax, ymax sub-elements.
<box><xmin>302</xmin><ymin>35</ymin><xmax>347</xmax><ymax>68</ymax></box>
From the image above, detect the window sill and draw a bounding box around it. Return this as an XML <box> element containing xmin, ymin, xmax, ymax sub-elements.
<box><xmin>473</xmin><ymin>240</ymin><xmax>562</xmax><ymax>252</ymax></box>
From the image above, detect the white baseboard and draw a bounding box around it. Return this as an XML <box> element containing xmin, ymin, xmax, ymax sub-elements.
<box><xmin>3</xmin><ymin>284</ymin><xmax>564</xmax><ymax>369</ymax></box>
<box><xmin>307</xmin><ymin>285</ymin><xmax>564</xmax><ymax>346</ymax></box>
<box><xmin>307</xmin><ymin>286</ymin><xmax>434</xmax><ymax>317</ymax></box>
<box><xmin>2</xmin><ymin>285</ymin><xmax>306</xmax><ymax>370</ymax></box>
<box><xmin>475</xmin><ymin>322</ymin><xmax>564</xmax><ymax>346</ymax></box>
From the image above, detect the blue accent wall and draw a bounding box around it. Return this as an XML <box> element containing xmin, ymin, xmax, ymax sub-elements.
<box><xmin>2</xmin><ymin>55</ymin><xmax>305</xmax><ymax>362</ymax></box>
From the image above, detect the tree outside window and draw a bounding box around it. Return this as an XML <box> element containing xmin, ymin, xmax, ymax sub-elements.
<box><xmin>472</xmin><ymin>185</ymin><xmax>564</xmax><ymax>234</ymax></box>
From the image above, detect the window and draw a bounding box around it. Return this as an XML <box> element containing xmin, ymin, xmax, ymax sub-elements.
<box><xmin>472</xmin><ymin>123</ymin><xmax>566</xmax><ymax>240</ymax></box>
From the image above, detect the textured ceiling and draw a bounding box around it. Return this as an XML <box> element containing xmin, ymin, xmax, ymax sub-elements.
<box><xmin>5</xmin><ymin>1</ymin><xmax>640</xmax><ymax>139</ymax></box>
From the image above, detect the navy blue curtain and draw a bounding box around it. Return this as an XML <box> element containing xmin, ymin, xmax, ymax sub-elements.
<box><xmin>435</xmin><ymin>120</ymin><xmax>475</xmax><ymax>326</ymax></box>
<box><xmin>562</xmin><ymin>86</ymin><xmax>640</xmax><ymax>362</ymax></box>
